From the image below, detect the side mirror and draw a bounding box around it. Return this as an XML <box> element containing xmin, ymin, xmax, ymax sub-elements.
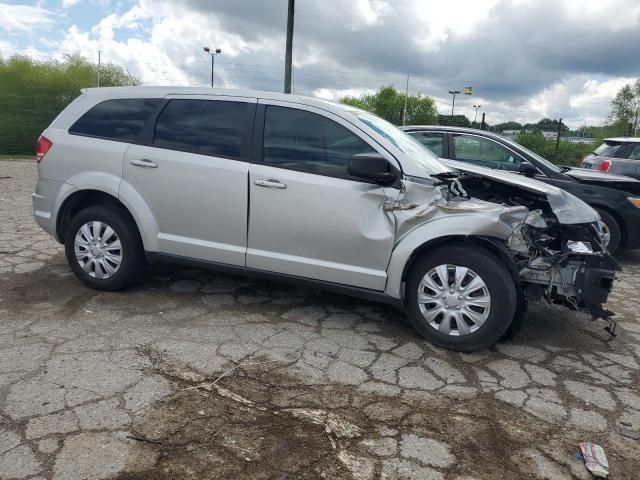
<box><xmin>348</xmin><ymin>153</ymin><xmax>396</xmax><ymax>184</ymax></box>
<box><xmin>518</xmin><ymin>161</ymin><xmax>537</xmax><ymax>178</ymax></box>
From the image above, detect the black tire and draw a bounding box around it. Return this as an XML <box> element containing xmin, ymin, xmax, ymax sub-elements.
<box><xmin>64</xmin><ymin>204</ymin><xmax>146</xmax><ymax>291</ymax></box>
<box><xmin>500</xmin><ymin>289</ymin><xmax>527</xmax><ymax>340</ymax></box>
<box><xmin>596</xmin><ymin>209</ymin><xmax>621</xmax><ymax>254</ymax></box>
<box><xmin>406</xmin><ymin>243</ymin><xmax>517</xmax><ymax>352</ymax></box>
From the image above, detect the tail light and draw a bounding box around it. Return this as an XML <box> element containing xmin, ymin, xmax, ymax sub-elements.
<box><xmin>36</xmin><ymin>135</ymin><xmax>52</xmax><ymax>163</ymax></box>
<box><xmin>597</xmin><ymin>159</ymin><xmax>611</xmax><ymax>172</ymax></box>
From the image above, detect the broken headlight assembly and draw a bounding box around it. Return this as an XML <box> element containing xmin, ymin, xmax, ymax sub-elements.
<box><xmin>567</xmin><ymin>240</ymin><xmax>593</xmax><ymax>254</ymax></box>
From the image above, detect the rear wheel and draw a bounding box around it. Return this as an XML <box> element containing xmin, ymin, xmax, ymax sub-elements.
<box><xmin>64</xmin><ymin>205</ymin><xmax>146</xmax><ymax>291</ymax></box>
<box><xmin>406</xmin><ymin>243</ymin><xmax>517</xmax><ymax>351</ymax></box>
<box><xmin>596</xmin><ymin>209</ymin><xmax>621</xmax><ymax>254</ymax></box>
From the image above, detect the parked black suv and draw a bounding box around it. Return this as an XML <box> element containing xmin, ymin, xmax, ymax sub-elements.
<box><xmin>401</xmin><ymin>126</ymin><xmax>640</xmax><ymax>254</ymax></box>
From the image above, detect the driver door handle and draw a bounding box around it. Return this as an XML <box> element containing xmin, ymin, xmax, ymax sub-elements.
<box><xmin>254</xmin><ymin>178</ymin><xmax>287</xmax><ymax>189</ymax></box>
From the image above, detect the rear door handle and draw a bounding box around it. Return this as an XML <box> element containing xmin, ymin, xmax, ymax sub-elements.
<box><xmin>254</xmin><ymin>178</ymin><xmax>287</xmax><ymax>189</ymax></box>
<box><xmin>130</xmin><ymin>159</ymin><xmax>158</xmax><ymax>168</ymax></box>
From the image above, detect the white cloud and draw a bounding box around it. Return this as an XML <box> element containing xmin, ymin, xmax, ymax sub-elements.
<box><xmin>48</xmin><ymin>0</ymin><xmax>639</xmax><ymax>126</ymax></box>
<box><xmin>62</xmin><ymin>0</ymin><xmax>81</xmax><ymax>8</ymax></box>
<box><xmin>525</xmin><ymin>76</ymin><xmax>637</xmax><ymax>127</ymax></box>
<box><xmin>0</xmin><ymin>3</ymin><xmax>55</xmax><ymax>33</ymax></box>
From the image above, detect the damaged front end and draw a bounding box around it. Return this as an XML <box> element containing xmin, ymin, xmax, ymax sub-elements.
<box><xmin>449</xmin><ymin>164</ymin><xmax>621</xmax><ymax>333</ymax></box>
<box><xmin>507</xmin><ymin>209</ymin><xmax>619</xmax><ymax>323</ymax></box>
<box><xmin>392</xmin><ymin>162</ymin><xmax>620</xmax><ymax>337</ymax></box>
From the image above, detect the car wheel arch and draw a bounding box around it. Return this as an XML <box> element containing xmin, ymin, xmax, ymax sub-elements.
<box><xmin>56</xmin><ymin>189</ymin><xmax>146</xmax><ymax>250</ymax></box>
<box><xmin>57</xmin><ymin>189</ymin><xmax>122</xmax><ymax>240</ymax></box>
<box><xmin>396</xmin><ymin>235</ymin><xmax>518</xmax><ymax>300</ymax></box>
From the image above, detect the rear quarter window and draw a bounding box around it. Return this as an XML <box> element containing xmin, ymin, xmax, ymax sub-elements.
<box><xmin>69</xmin><ymin>98</ymin><xmax>161</xmax><ymax>141</ymax></box>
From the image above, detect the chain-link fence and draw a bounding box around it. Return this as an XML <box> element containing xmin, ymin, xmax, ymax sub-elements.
<box><xmin>0</xmin><ymin>91</ymin><xmax>80</xmax><ymax>156</ymax></box>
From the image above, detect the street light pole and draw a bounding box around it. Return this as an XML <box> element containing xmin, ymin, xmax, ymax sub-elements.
<box><xmin>449</xmin><ymin>90</ymin><xmax>460</xmax><ymax>116</ymax></box>
<box><xmin>473</xmin><ymin>104</ymin><xmax>481</xmax><ymax>125</ymax></box>
<box><xmin>203</xmin><ymin>47</ymin><xmax>222</xmax><ymax>87</ymax></box>
<box><xmin>284</xmin><ymin>0</ymin><xmax>295</xmax><ymax>94</ymax></box>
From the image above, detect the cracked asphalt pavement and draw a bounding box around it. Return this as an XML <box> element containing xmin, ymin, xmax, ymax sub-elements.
<box><xmin>1</xmin><ymin>159</ymin><xmax>640</xmax><ymax>479</ymax></box>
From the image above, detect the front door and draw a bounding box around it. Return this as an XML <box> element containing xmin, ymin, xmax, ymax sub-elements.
<box><xmin>247</xmin><ymin>102</ymin><xmax>397</xmax><ymax>290</ymax></box>
<box><xmin>122</xmin><ymin>95</ymin><xmax>256</xmax><ymax>265</ymax></box>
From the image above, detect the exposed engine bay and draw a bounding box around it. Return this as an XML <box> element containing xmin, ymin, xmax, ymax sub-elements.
<box><xmin>390</xmin><ymin>165</ymin><xmax>619</xmax><ymax>338</ymax></box>
<box><xmin>459</xmin><ymin>174</ymin><xmax>619</xmax><ymax>323</ymax></box>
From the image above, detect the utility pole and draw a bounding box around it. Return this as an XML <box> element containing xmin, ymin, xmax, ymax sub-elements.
<box><xmin>480</xmin><ymin>112</ymin><xmax>486</xmax><ymax>130</ymax></box>
<box><xmin>97</xmin><ymin>50</ymin><xmax>101</xmax><ymax>87</ymax></box>
<box><xmin>125</xmin><ymin>67</ymin><xmax>136</xmax><ymax>86</ymax></box>
<box><xmin>555</xmin><ymin>118</ymin><xmax>562</xmax><ymax>160</ymax></box>
<box><xmin>402</xmin><ymin>75</ymin><xmax>410</xmax><ymax>125</ymax></box>
<box><xmin>449</xmin><ymin>90</ymin><xmax>460</xmax><ymax>116</ymax></box>
<box><xmin>284</xmin><ymin>0</ymin><xmax>295</xmax><ymax>94</ymax></box>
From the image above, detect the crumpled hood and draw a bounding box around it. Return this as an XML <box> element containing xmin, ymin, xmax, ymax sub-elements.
<box><xmin>440</xmin><ymin>159</ymin><xmax>600</xmax><ymax>224</ymax></box>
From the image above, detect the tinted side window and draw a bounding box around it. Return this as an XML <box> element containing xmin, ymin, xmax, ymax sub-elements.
<box><xmin>453</xmin><ymin>134</ymin><xmax>520</xmax><ymax>171</ymax></box>
<box><xmin>69</xmin><ymin>98</ymin><xmax>161</xmax><ymax>141</ymax></box>
<box><xmin>153</xmin><ymin>99</ymin><xmax>248</xmax><ymax>158</ymax></box>
<box><xmin>262</xmin><ymin>105</ymin><xmax>375</xmax><ymax>178</ymax></box>
<box><xmin>629</xmin><ymin>144</ymin><xmax>640</xmax><ymax>160</ymax></box>
<box><xmin>409</xmin><ymin>132</ymin><xmax>444</xmax><ymax>157</ymax></box>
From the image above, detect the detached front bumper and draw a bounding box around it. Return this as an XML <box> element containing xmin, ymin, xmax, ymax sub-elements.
<box><xmin>520</xmin><ymin>253</ymin><xmax>619</xmax><ymax>320</ymax></box>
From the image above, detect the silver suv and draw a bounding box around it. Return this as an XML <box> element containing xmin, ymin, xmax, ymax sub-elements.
<box><xmin>33</xmin><ymin>87</ymin><xmax>618</xmax><ymax>351</ymax></box>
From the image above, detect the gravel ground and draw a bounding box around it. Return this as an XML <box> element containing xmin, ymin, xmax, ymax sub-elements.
<box><xmin>1</xmin><ymin>159</ymin><xmax>639</xmax><ymax>480</ymax></box>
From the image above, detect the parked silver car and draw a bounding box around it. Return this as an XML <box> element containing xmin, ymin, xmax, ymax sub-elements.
<box><xmin>581</xmin><ymin>137</ymin><xmax>640</xmax><ymax>179</ymax></box>
<box><xmin>33</xmin><ymin>87</ymin><xmax>618</xmax><ymax>351</ymax></box>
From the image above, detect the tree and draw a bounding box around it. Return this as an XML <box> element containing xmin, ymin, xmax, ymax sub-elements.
<box><xmin>340</xmin><ymin>86</ymin><xmax>437</xmax><ymax>126</ymax></box>
<box><xmin>0</xmin><ymin>53</ymin><xmax>136</xmax><ymax>155</ymax></box>
<box><xmin>515</xmin><ymin>130</ymin><xmax>596</xmax><ymax>166</ymax></box>
<box><xmin>437</xmin><ymin>114</ymin><xmax>471</xmax><ymax>128</ymax></box>
<box><xmin>493</xmin><ymin>121</ymin><xmax>522</xmax><ymax>132</ymax></box>
<box><xmin>522</xmin><ymin>118</ymin><xmax>568</xmax><ymax>133</ymax></box>
<box><xmin>610</xmin><ymin>79</ymin><xmax>640</xmax><ymax>135</ymax></box>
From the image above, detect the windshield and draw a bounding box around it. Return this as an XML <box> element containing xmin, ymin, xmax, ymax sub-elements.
<box><xmin>355</xmin><ymin>112</ymin><xmax>451</xmax><ymax>175</ymax></box>
<box><xmin>502</xmin><ymin>136</ymin><xmax>563</xmax><ymax>173</ymax></box>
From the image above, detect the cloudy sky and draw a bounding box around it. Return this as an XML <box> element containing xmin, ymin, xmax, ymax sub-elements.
<box><xmin>1</xmin><ymin>0</ymin><xmax>639</xmax><ymax>127</ymax></box>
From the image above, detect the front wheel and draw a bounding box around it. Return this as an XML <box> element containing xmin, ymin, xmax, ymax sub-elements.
<box><xmin>64</xmin><ymin>204</ymin><xmax>146</xmax><ymax>291</ymax></box>
<box><xmin>595</xmin><ymin>209</ymin><xmax>621</xmax><ymax>254</ymax></box>
<box><xmin>406</xmin><ymin>243</ymin><xmax>517</xmax><ymax>351</ymax></box>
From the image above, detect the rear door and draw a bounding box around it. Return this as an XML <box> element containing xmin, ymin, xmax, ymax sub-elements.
<box><xmin>246</xmin><ymin>102</ymin><xmax>397</xmax><ymax>290</ymax></box>
<box><xmin>122</xmin><ymin>95</ymin><xmax>256</xmax><ymax>265</ymax></box>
